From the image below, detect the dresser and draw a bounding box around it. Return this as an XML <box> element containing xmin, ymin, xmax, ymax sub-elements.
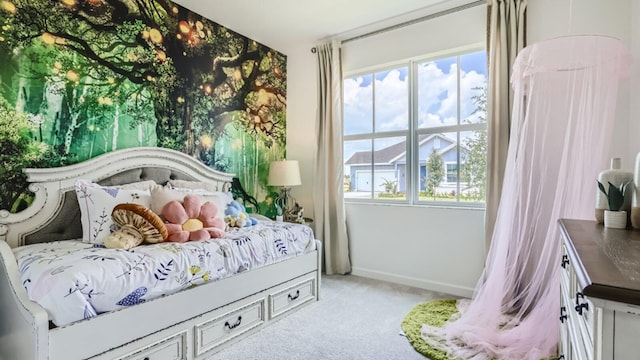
<box><xmin>559</xmin><ymin>219</ymin><xmax>640</xmax><ymax>360</ymax></box>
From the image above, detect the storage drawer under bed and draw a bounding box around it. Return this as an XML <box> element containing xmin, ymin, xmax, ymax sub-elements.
<box><xmin>193</xmin><ymin>298</ymin><xmax>266</xmax><ymax>356</ymax></box>
<box><xmin>117</xmin><ymin>331</ymin><xmax>187</xmax><ymax>360</ymax></box>
<box><xmin>269</xmin><ymin>277</ymin><xmax>316</xmax><ymax>319</ymax></box>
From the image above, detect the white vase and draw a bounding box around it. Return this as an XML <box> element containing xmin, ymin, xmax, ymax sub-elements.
<box><xmin>596</xmin><ymin>158</ymin><xmax>632</xmax><ymax>223</ymax></box>
<box><xmin>604</xmin><ymin>210</ymin><xmax>627</xmax><ymax>229</ymax></box>
<box><xmin>632</xmin><ymin>153</ymin><xmax>640</xmax><ymax>229</ymax></box>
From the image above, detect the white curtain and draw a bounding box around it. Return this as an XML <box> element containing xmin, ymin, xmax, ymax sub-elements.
<box><xmin>422</xmin><ymin>35</ymin><xmax>630</xmax><ymax>360</ymax></box>
<box><xmin>313</xmin><ymin>41</ymin><xmax>351</xmax><ymax>275</ymax></box>
<box><xmin>485</xmin><ymin>0</ymin><xmax>527</xmax><ymax>250</ymax></box>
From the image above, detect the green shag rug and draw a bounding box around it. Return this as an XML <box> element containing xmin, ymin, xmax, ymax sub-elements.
<box><xmin>401</xmin><ymin>299</ymin><xmax>459</xmax><ymax>360</ymax></box>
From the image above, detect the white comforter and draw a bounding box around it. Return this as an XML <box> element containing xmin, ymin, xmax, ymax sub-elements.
<box><xmin>14</xmin><ymin>221</ymin><xmax>316</xmax><ymax>326</ymax></box>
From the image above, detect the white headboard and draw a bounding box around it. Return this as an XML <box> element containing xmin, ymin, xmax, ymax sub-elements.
<box><xmin>0</xmin><ymin>147</ymin><xmax>235</xmax><ymax>248</ymax></box>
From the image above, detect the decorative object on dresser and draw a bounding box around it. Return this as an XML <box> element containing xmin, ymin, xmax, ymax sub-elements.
<box><xmin>631</xmin><ymin>153</ymin><xmax>640</xmax><ymax>229</ymax></box>
<box><xmin>595</xmin><ymin>157</ymin><xmax>632</xmax><ymax>224</ymax></box>
<box><xmin>0</xmin><ymin>147</ymin><xmax>321</xmax><ymax>360</ymax></box>
<box><xmin>597</xmin><ymin>178</ymin><xmax>631</xmax><ymax>229</ymax></box>
<box><xmin>558</xmin><ymin>219</ymin><xmax>640</xmax><ymax>360</ymax></box>
<box><xmin>268</xmin><ymin>159</ymin><xmax>302</xmax><ymax>222</ymax></box>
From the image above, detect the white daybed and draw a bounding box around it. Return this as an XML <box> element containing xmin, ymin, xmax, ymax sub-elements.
<box><xmin>0</xmin><ymin>147</ymin><xmax>321</xmax><ymax>360</ymax></box>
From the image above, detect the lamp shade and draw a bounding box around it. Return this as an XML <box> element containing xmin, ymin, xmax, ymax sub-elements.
<box><xmin>268</xmin><ymin>160</ymin><xmax>301</xmax><ymax>187</ymax></box>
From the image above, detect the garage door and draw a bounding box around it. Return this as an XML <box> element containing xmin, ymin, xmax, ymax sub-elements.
<box><xmin>354</xmin><ymin>170</ymin><xmax>395</xmax><ymax>192</ymax></box>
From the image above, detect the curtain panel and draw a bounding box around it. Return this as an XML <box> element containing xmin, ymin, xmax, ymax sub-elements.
<box><xmin>313</xmin><ymin>41</ymin><xmax>352</xmax><ymax>275</ymax></box>
<box><xmin>485</xmin><ymin>0</ymin><xmax>527</xmax><ymax>250</ymax></box>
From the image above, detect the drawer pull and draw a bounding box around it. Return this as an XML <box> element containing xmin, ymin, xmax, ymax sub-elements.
<box><xmin>224</xmin><ymin>316</ymin><xmax>242</xmax><ymax>330</ymax></box>
<box><xmin>575</xmin><ymin>302</ymin><xmax>589</xmax><ymax>315</ymax></box>
<box><xmin>558</xmin><ymin>356</ymin><xmax>565</xmax><ymax>360</ymax></box>
<box><xmin>561</xmin><ymin>255</ymin><xmax>569</xmax><ymax>269</ymax></box>
<box><xmin>559</xmin><ymin>306</ymin><xmax>567</xmax><ymax>323</ymax></box>
<box><xmin>143</xmin><ymin>358</ymin><xmax>149</xmax><ymax>360</ymax></box>
<box><xmin>288</xmin><ymin>290</ymin><xmax>300</xmax><ymax>301</ymax></box>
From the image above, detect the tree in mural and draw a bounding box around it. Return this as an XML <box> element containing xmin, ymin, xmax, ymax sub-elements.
<box><xmin>0</xmin><ymin>98</ymin><xmax>49</xmax><ymax>212</ymax></box>
<box><xmin>0</xmin><ymin>0</ymin><xmax>287</xmax><ymax>213</ymax></box>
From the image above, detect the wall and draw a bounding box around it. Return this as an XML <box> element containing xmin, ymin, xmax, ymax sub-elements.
<box><xmin>527</xmin><ymin>0</ymin><xmax>634</xmax><ymax>170</ymax></box>
<box><xmin>194</xmin><ymin>0</ymin><xmax>637</xmax><ymax>297</ymax></box>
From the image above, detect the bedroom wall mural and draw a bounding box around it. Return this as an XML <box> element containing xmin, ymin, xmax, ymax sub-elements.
<box><xmin>0</xmin><ymin>0</ymin><xmax>286</xmax><ymax>216</ymax></box>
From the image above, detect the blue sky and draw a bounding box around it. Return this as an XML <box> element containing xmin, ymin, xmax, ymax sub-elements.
<box><xmin>343</xmin><ymin>50</ymin><xmax>487</xmax><ymax>162</ymax></box>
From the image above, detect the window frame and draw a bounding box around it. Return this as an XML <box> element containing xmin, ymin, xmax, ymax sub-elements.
<box><xmin>343</xmin><ymin>44</ymin><xmax>486</xmax><ymax>208</ymax></box>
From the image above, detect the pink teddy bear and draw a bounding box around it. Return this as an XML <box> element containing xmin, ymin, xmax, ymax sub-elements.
<box><xmin>162</xmin><ymin>194</ymin><xmax>225</xmax><ymax>242</ymax></box>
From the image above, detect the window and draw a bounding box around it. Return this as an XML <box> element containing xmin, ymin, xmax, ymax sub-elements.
<box><xmin>343</xmin><ymin>48</ymin><xmax>487</xmax><ymax>206</ymax></box>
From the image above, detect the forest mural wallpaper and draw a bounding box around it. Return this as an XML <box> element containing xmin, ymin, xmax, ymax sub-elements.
<box><xmin>0</xmin><ymin>0</ymin><xmax>286</xmax><ymax>215</ymax></box>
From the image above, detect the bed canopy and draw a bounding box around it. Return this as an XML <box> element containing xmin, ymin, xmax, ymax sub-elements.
<box><xmin>422</xmin><ymin>35</ymin><xmax>631</xmax><ymax>359</ymax></box>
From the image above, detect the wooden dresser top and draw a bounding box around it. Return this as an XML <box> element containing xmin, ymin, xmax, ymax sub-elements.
<box><xmin>559</xmin><ymin>218</ymin><xmax>640</xmax><ymax>305</ymax></box>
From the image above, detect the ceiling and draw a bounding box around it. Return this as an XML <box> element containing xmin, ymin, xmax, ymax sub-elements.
<box><xmin>172</xmin><ymin>0</ymin><xmax>469</xmax><ymax>52</ymax></box>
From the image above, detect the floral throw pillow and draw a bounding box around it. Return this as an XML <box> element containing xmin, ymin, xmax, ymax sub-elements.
<box><xmin>75</xmin><ymin>180</ymin><xmax>152</xmax><ymax>244</ymax></box>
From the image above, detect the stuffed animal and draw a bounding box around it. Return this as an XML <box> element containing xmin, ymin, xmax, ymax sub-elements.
<box><xmin>162</xmin><ymin>194</ymin><xmax>225</xmax><ymax>242</ymax></box>
<box><xmin>103</xmin><ymin>203</ymin><xmax>168</xmax><ymax>249</ymax></box>
<box><xmin>225</xmin><ymin>200</ymin><xmax>258</xmax><ymax>228</ymax></box>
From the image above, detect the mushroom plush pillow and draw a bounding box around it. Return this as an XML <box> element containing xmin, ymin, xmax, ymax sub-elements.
<box><xmin>162</xmin><ymin>194</ymin><xmax>225</xmax><ymax>242</ymax></box>
<box><xmin>103</xmin><ymin>203</ymin><xmax>168</xmax><ymax>249</ymax></box>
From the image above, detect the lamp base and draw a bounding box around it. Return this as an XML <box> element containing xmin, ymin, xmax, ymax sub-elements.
<box><xmin>275</xmin><ymin>187</ymin><xmax>303</xmax><ymax>223</ymax></box>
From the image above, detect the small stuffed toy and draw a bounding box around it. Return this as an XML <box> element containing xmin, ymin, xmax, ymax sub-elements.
<box><xmin>162</xmin><ymin>194</ymin><xmax>225</xmax><ymax>242</ymax></box>
<box><xmin>103</xmin><ymin>203</ymin><xmax>168</xmax><ymax>249</ymax></box>
<box><xmin>225</xmin><ymin>200</ymin><xmax>258</xmax><ymax>228</ymax></box>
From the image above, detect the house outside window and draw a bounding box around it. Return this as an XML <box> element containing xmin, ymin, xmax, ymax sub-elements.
<box><xmin>343</xmin><ymin>48</ymin><xmax>487</xmax><ymax>206</ymax></box>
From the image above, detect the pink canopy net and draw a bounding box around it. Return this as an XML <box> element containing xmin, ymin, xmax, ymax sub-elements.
<box><xmin>421</xmin><ymin>35</ymin><xmax>631</xmax><ymax>359</ymax></box>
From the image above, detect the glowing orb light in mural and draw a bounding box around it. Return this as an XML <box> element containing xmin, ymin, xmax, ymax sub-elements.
<box><xmin>179</xmin><ymin>21</ymin><xmax>192</xmax><ymax>34</ymax></box>
<box><xmin>200</xmin><ymin>135</ymin><xmax>213</xmax><ymax>149</ymax></box>
<box><xmin>0</xmin><ymin>1</ymin><xmax>16</xmax><ymax>13</ymax></box>
<box><xmin>156</xmin><ymin>50</ymin><xmax>166</xmax><ymax>62</ymax></box>
<box><xmin>41</xmin><ymin>32</ymin><xmax>55</xmax><ymax>45</ymax></box>
<box><xmin>148</xmin><ymin>28</ymin><xmax>163</xmax><ymax>44</ymax></box>
<box><xmin>66</xmin><ymin>70</ymin><xmax>79</xmax><ymax>82</ymax></box>
<box><xmin>60</xmin><ymin>0</ymin><xmax>76</xmax><ymax>7</ymax></box>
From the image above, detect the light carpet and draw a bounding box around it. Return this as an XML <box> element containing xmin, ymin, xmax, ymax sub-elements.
<box><xmin>208</xmin><ymin>274</ymin><xmax>455</xmax><ymax>360</ymax></box>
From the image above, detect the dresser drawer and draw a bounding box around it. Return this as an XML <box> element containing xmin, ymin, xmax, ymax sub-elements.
<box><xmin>118</xmin><ymin>331</ymin><xmax>186</xmax><ymax>360</ymax></box>
<box><xmin>269</xmin><ymin>277</ymin><xmax>316</xmax><ymax>319</ymax></box>
<box><xmin>194</xmin><ymin>298</ymin><xmax>265</xmax><ymax>356</ymax></box>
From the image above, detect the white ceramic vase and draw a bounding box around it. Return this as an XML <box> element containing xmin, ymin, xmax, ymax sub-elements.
<box><xmin>596</xmin><ymin>158</ymin><xmax>632</xmax><ymax>223</ymax></box>
<box><xmin>604</xmin><ymin>210</ymin><xmax>627</xmax><ymax>229</ymax></box>
<box><xmin>632</xmin><ymin>153</ymin><xmax>640</xmax><ymax>229</ymax></box>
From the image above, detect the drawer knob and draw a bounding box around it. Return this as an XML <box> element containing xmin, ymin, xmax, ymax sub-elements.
<box><xmin>224</xmin><ymin>315</ymin><xmax>242</xmax><ymax>330</ymax></box>
<box><xmin>561</xmin><ymin>255</ymin><xmax>569</xmax><ymax>269</ymax></box>
<box><xmin>559</xmin><ymin>306</ymin><xmax>567</xmax><ymax>323</ymax></box>
<box><xmin>288</xmin><ymin>290</ymin><xmax>300</xmax><ymax>301</ymax></box>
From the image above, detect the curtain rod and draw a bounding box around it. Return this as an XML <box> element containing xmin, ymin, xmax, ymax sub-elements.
<box><xmin>311</xmin><ymin>0</ymin><xmax>485</xmax><ymax>53</ymax></box>
<box><xmin>343</xmin><ymin>0</ymin><xmax>485</xmax><ymax>44</ymax></box>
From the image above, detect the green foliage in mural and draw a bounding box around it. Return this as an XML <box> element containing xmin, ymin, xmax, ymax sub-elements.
<box><xmin>0</xmin><ymin>0</ymin><xmax>287</xmax><ymax>215</ymax></box>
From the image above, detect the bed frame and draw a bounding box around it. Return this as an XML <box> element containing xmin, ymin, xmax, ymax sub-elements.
<box><xmin>0</xmin><ymin>147</ymin><xmax>321</xmax><ymax>360</ymax></box>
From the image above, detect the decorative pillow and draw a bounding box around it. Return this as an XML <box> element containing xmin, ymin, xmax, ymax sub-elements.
<box><xmin>166</xmin><ymin>180</ymin><xmax>234</xmax><ymax>206</ymax></box>
<box><xmin>150</xmin><ymin>185</ymin><xmax>226</xmax><ymax>222</ymax></box>
<box><xmin>103</xmin><ymin>203</ymin><xmax>168</xmax><ymax>249</ymax></box>
<box><xmin>75</xmin><ymin>180</ymin><xmax>151</xmax><ymax>244</ymax></box>
<box><xmin>166</xmin><ymin>179</ymin><xmax>221</xmax><ymax>192</ymax></box>
<box><xmin>113</xmin><ymin>180</ymin><xmax>157</xmax><ymax>190</ymax></box>
<box><xmin>162</xmin><ymin>194</ymin><xmax>225</xmax><ymax>242</ymax></box>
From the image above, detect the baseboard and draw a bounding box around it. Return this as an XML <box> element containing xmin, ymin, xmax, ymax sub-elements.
<box><xmin>351</xmin><ymin>267</ymin><xmax>474</xmax><ymax>298</ymax></box>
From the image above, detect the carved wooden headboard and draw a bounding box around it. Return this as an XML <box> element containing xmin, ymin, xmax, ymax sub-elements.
<box><xmin>0</xmin><ymin>147</ymin><xmax>235</xmax><ymax>248</ymax></box>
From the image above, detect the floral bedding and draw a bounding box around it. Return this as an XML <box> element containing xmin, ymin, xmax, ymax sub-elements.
<box><xmin>14</xmin><ymin>221</ymin><xmax>316</xmax><ymax>327</ymax></box>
